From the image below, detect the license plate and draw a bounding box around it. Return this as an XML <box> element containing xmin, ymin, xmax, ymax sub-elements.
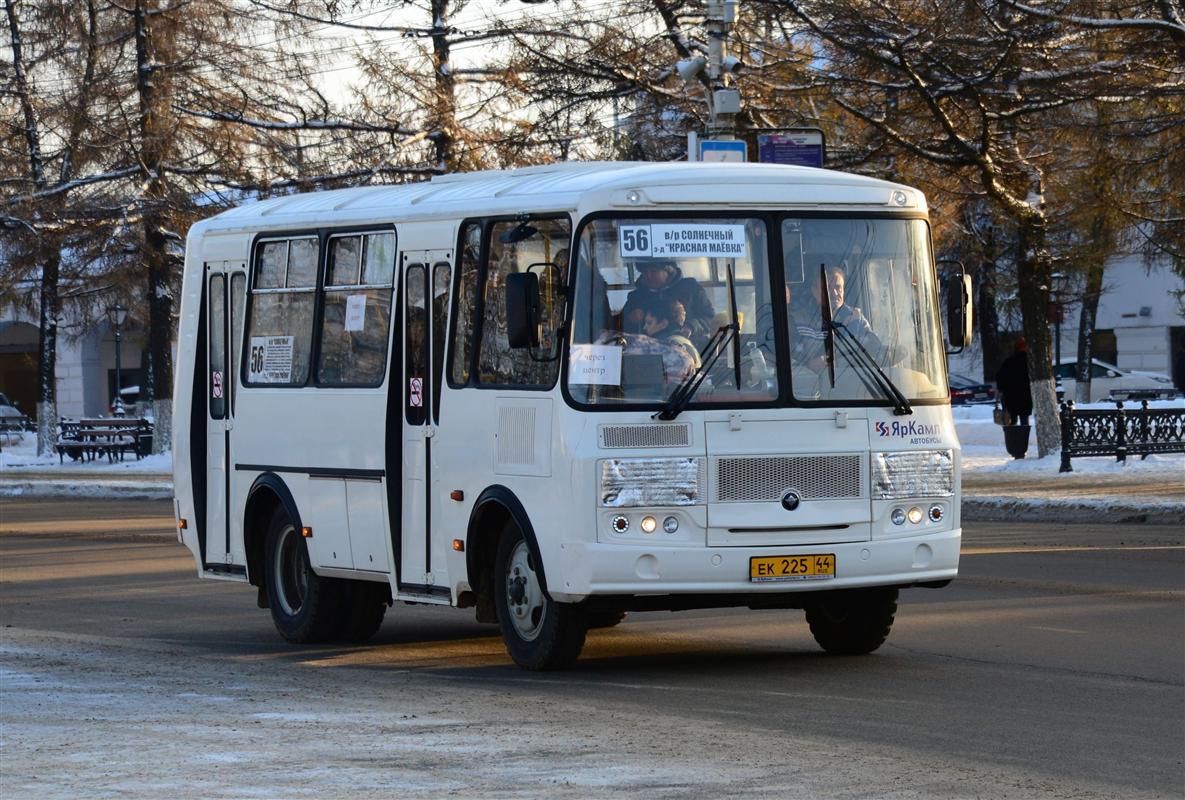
<box><xmin>749</xmin><ymin>554</ymin><xmax>835</xmax><ymax>582</ymax></box>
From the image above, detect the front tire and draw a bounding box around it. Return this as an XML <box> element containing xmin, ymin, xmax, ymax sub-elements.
<box><xmin>336</xmin><ymin>581</ymin><xmax>389</xmax><ymax>643</ymax></box>
<box><xmin>264</xmin><ymin>506</ymin><xmax>341</xmax><ymax>643</ymax></box>
<box><xmin>494</xmin><ymin>527</ymin><xmax>588</xmax><ymax>670</ymax></box>
<box><xmin>805</xmin><ymin>587</ymin><xmax>898</xmax><ymax>655</ymax></box>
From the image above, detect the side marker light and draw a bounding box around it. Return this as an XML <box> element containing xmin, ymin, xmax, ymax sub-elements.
<box><xmin>301</xmin><ymin>526</ymin><xmax>313</xmax><ymax>538</ymax></box>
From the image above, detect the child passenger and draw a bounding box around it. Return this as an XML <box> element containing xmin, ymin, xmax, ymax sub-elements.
<box><xmin>642</xmin><ymin>299</ymin><xmax>702</xmax><ymax>371</ymax></box>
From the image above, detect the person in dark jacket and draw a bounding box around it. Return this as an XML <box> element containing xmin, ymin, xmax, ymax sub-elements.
<box><xmin>1173</xmin><ymin>338</ymin><xmax>1185</xmax><ymax>397</ymax></box>
<box><xmin>995</xmin><ymin>338</ymin><xmax>1033</xmax><ymax>425</ymax></box>
<box><xmin>621</xmin><ymin>260</ymin><xmax>716</xmax><ymax>347</ymax></box>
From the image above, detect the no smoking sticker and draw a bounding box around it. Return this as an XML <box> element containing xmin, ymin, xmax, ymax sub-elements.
<box><xmin>409</xmin><ymin>376</ymin><xmax>423</xmax><ymax>407</ymax></box>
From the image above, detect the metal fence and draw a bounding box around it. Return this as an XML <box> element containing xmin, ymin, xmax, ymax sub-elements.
<box><xmin>1059</xmin><ymin>400</ymin><xmax>1185</xmax><ymax>472</ymax></box>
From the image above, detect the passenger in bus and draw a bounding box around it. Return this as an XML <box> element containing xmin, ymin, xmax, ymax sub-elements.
<box><xmin>621</xmin><ymin>259</ymin><xmax>716</xmax><ymax>346</ymax></box>
<box><xmin>641</xmin><ymin>298</ymin><xmax>702</xmax><ymax>371</ymax></box>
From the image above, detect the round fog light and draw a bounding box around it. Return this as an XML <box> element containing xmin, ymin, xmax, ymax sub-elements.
<box><xmin>929</xmin><ymin>504</ymin><xmax>944</xmax><ymax>522</ymax></box>
<box><xmin>611</xmin><ymin>515</ymin><xmax>629</xmax><ymax>533</ymax></box>
<box><xmin>891</xmin><ymin>507</ymin><xmax>906</xmax><ymax>526</ymax></box>
<box><xmin>663</xmin><ymin>516</ymin><xmax>679</xmax><ymax>534</ymax></box>
<box><xmin>907</xmin><ymin>506</ymin><xmax>924</xmax><ymax>525</ymax></box>
<box><xmin>640</xmin><ymin>515</ymin><xmax>657</xmax><ymax>534</ymax></box>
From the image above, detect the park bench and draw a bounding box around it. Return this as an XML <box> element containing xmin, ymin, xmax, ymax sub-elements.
<box><xmin>1059</xmin><ymin>399</ymin><xmax>1185</xmax><ymax>472</ymax></box>
<box><xmin>56</xmin><ymin>417</ymin><xmax>154</xmax><ymax>464</ymax></box>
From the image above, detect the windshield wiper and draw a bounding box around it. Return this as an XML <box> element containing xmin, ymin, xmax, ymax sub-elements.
<box><xmin>830</xmin><ymin>322</ymin><xmax>913</xmax><ymax>415</ymax></box>
<box><xmin>819</xmin><ymin>264</ymin><xmax>836</xmax><ymax>388</ymax></box>
<box><xmin>654</xmin><ymin>263</ymin><xmax>743</xmax><ymax>422</ymax></box>
<box><xmin>653</xmin><ymin>322</ymin><xmax>736</xmax><ymax>421</ymax></box>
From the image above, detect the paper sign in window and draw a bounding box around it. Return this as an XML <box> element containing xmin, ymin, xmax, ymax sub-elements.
<box><xmin>344</xmin><ymin>293</ymin><xmax>367</xmax><ymax>332</ymax></box>
<box><xmin>248</xmin><ymin>335</ymin><xmax>294</xmax><ymax>383</ymax></box>
<box><xmin>568</xmin><ymin>344</ymin><xmax>622</xmax><ymax>386</ymax></box>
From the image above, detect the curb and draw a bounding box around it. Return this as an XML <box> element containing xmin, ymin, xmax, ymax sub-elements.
<box><xmin>962</xmin><ymin>497</ymin><xmax>1185</xmax><ymax>526</ymax></box>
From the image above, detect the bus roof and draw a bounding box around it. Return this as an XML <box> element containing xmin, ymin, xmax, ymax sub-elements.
<box><xmin>197</xmin><ymin>162</ymin><xmax>926</xmax><ymax>233</ymax></box>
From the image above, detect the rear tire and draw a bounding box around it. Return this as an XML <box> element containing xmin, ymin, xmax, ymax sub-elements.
<box><xmin>494</xmin><ymin>526</ymin><xmax>587</xmax><ymax>670</ymax></box>
<box><xmin>805</xmin><ymin>587</ymin><xmax>898</xmax><ymax>655</ymax></box>
<box><xmin>264</xmin><ymin>506</ymin><xmax>341</xmax><ymax>643</ymax></box>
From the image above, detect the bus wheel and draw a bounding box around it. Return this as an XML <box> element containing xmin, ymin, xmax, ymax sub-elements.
<box><xmin>586</xmin><ymin>610</ymin><xmax>627</xmax><ymax>630</ymax></box>
<box><xmin>805</xmin><ymin>587</ymin><xmax>898</xmax><ymax>655</ymax></box>
<box><xmin>494</xmin><ymin>528</ymin><xmax>587</xmax><ymax>670</ymax></box>
<box><xmin>264</xmin><ymin>506</ymin><xmax>340</xmax><ymax>643</ymax></box>
<box><xmin>336</xmin><ymin>581</ymin><xmax>388</xmax><ymax>643</ymax></box>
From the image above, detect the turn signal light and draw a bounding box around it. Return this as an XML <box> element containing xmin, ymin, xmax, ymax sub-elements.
<box><xmin>301</xmin><ymin>526</ymin><xmax>313</xmax><ymax>538</ymax></box>
<box><xmin>452</xmin><ymin>539</ymin><xmax>465</xmax><ymax>552</ymax></box>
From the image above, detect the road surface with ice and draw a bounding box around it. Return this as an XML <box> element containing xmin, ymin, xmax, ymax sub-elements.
<box><xmin>1</xmin><ymin>499</ymin><xmax>1182</xmax><ymax>799</ymax></box>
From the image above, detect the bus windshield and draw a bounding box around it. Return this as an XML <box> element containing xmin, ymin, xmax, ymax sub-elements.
<box><xmin>784</xmin><ymin>217</ymin><xmax>947</xmax><ymax>404</ymax></box>
<box><xmin>567</xmin><ymin>214</ymin><xmax>947</xmax><ymax>408</ymax></box>
<box><xmin>568</xmin><ymin>216</ymin><xmax>777</xmax><ymax>407</ymax></box>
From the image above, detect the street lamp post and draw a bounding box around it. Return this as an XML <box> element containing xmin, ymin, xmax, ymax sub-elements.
<box><xmin>107</xmin><ymin>304</ymin><xmax>128</xmax><ymax>417</ymax></box>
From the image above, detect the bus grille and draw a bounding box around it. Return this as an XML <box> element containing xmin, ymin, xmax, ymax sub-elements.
<box><xmin>714</xmin><ymin>454</ymin><xmax>865</xmax><ymax>502</ymax></box>
<box><xmin>599</xmin><ymin>423</ymin><xmax>691</xmax><ymax>449</ymax></box>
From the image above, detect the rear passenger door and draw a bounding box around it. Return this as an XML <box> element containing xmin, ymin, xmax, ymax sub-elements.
<box><xmin>204</xmin><ymin>261</ymin><xmax>246</xmax><ymax>570</ymax></box>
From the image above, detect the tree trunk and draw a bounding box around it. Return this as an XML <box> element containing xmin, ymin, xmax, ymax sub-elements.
<box><xmin>134</xmin><ymin>0</ymin><xmax>174</xmax><ymax>451</ymax></box>
<box><xmin>1075</xmin><ymin>255</ymin><xmax>1105</xmax><ymax>404</ymax></box>
<box><xmin>35</xmin><ymin>249</ymin><xmax>60</xmax><ymax>455</ymax></box>
<box><xmin>1015</xmin><ymin>218</ymin><xmax>1061</xmax><ymax>457</ymax></box>
<box><xmin>430</xmin><ymin>0</ymin><xmax>455</xmax><ymax>172</ymax></box>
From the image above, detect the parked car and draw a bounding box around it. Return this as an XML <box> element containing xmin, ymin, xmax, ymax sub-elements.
<box><xmin>0</xmin><ymin>392</ymin><xmax>33</xmax><ymax>435</ymax></box>
<box><xmin>1053</xmin><ymin>358</ymin><xmax>1179</xmax><ymax>403</ymax></box>
<box><xmin>948</xmin><ymin>373</ymin><xmax>997</xmax><ymax>405</ymax></box>
<box><xmin>109</xmin><ymin>385</ymin><xmax>142</xmax><ymax>416</ymax></box>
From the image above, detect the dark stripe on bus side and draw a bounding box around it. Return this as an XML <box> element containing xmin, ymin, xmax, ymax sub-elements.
<box><xmin>234</xmin><ymin>464</ymin><xmax>385</xmax><ymax>481</ymax></box>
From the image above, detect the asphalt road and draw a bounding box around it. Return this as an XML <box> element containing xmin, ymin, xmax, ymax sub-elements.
<box><xmin>1</xmin><ymin>498</ymin><xmax>1182</xmax><ymax>799</ymax></box>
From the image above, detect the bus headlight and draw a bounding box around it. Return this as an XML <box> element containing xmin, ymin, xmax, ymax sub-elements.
<box><xmin>872</xmin><ymin>450</ymin><xmax>953</xmax><ymax>500</ymax></box>
<box><xmin>599</xmin><ymin>457</ymin><xmax>704</xmax><ymax>507</ymax></box>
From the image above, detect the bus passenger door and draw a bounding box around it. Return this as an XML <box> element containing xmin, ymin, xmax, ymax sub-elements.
<box><xmin>204</xmin><ymin>263</ymin><xmax>246</xmax><ymax>569</ymax></box>
<box><xmin>399</xmin><ymin>252</ymin><xmax>452</xmax><ymax>593</ymax></box>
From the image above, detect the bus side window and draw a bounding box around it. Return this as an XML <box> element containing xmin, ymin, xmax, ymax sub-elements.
<box><xmin>316</xmin><ymin>232</ymin><xmax>395</xmax><ymax>387</ymax></box>
<box><xmin>405</xmin><ymin>264</ymin><xmax>428</xmax><ymax>425</ymax></box>
<box><xmin>244</xmin><ymin>237</ymin><xmax>318</xmax><ymax>386</ymax></box>
<box><xmin>209</xmin><ymin>274</ymin><xmax>226</xmax><ymax>419</ymax></box>
<box><xmin>432</xmin><ymin>262</ymin><xmax>450</xmax><ymax>421</ymax></box>
<box><xmin>449</xmin><ymin>223</ymin><xmax>481</xmax><ymax>386</ymax></box>
<box><xmin>476</xmin><ymin>217</ymin><xmax>570</xmax><ymax>387</ymax></box>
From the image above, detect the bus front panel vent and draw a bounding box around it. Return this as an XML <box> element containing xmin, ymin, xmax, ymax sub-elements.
<box><xmin>599</xmin><ymin>423</ymin><xmax>691</xmax><ymax>449</ymax></box>
<box><xmin>715</xmin><ymin>454</ymin><xmax>865</xmax><ymax>502</ymax></box>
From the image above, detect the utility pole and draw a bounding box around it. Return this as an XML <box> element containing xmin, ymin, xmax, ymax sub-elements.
<box><xmin>677</xmin><ymin>0</ymin><xmax>743</xmax><ymax>157</ymax></box>
<box><xmin>704</xmin><ymin>0</ymin><xmax>741</xmax><ymax>139</ymax></box>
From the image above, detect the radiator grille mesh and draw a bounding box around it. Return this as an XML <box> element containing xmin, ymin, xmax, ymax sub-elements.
<box><xmin>599</xmin><ymin>423</ymin><xmax>690</xmax><ymax>449</ymax></box>
<box><xmin>715</xmin><ymin>454</ymin><xmax>864</xmax><ymax>502</ymax></box>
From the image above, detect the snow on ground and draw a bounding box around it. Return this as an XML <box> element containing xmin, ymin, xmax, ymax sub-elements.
<box><xmin>0</xmin><ymin>434</ymin><xmax>171</xmax><ymax>474</ymax></box>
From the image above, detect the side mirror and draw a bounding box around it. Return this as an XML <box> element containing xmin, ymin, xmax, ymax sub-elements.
<box><xmin>506</xmin><ymin>272</ymin><xmax>540</xmax><ymax>349</ymax></box>
<box><xmin>940</xmin><ymin>261</ymin><xmax>973</xmax><ymax>353</ymax></box>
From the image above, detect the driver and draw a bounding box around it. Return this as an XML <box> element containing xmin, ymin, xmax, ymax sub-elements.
<box><xmin>794</xmin><ymin>264</ymin><xmax>884</xmax><ymax>371</ymax></box>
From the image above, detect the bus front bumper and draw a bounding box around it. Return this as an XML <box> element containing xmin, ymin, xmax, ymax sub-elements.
<box><xmin>549</xmin><ymin>529</ymin><xmax>960</xmax><ymax>602</ymax></box>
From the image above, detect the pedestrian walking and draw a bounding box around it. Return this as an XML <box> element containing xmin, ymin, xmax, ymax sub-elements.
<box><xmin>995</xmin><ymin>338</ymin><xmax>1033</xmax><ymax>426</ymax></box>
<box><xmin>1172</xmin><ymin>338</ymin><xmax>1185</xmax><ymax>397</ymax></box>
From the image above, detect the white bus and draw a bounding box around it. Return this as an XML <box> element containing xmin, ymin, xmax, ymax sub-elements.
<box><xmin>173</xmin><ymin>162</ymin><xmax>971</xmax><ymax>670</ymax></box>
